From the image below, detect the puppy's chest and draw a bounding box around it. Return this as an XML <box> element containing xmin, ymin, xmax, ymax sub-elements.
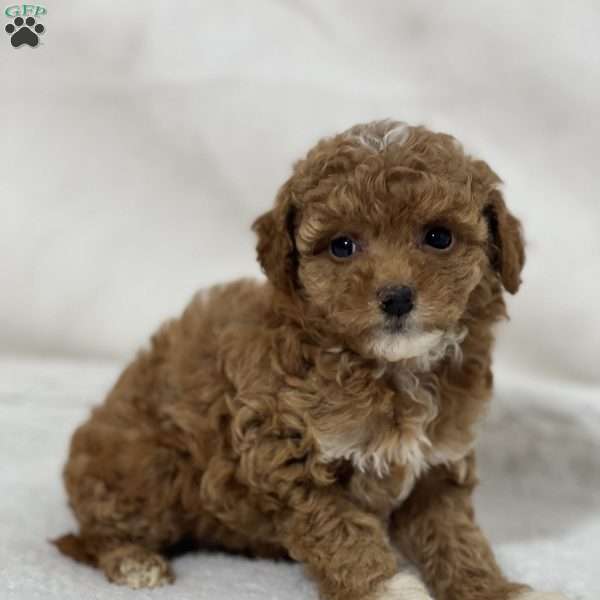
<box><xmin>316</xmin><ymin>367</ymin><xmax>470</xmax><ymax>512</ymax></box>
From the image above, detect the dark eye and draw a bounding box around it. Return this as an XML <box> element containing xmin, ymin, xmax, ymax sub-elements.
<box><xmin>330</xmin><ymin>236</ymin><xmax>357</xmax><ymax>258</ymax></box>
<box><xmin>423</xmin><ymin>226</ymin><xmax>453</xmax><ymax>250</ymax></box>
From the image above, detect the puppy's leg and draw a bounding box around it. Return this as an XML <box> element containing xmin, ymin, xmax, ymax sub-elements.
<box><xmin>275</xmin><ymin>489</ymin><xmax>432</xmax><ymax>600</ymax></box>
<box><xmin>58</xmin><ymin>416</ymin><xmax>190</xmax><ymax>586</ymax></box>
<box><xmin>53</xmin><ymin>533</ymin><xmax>174</xmax><ymax>589</ymax></box>
<box><xmin>390</xmin><ymin>454</ymin><xmax>567</xmax><ymax>600</ymax></box>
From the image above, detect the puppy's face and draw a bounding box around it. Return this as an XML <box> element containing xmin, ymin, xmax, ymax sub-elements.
<box><xmin>295</xmin><ymin>176</ymin><xmax>487</xmax><ymax>361</ymax></box>
<box><xmin>254</xmin><ymin>122</ymin><xmax>525</xmax><ymax>364</ymax></box>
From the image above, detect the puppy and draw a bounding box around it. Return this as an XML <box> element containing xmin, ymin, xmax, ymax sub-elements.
<box><xmin>55</xmin><ymin>120</ymin><xmax>565</xmax><ymax>600</ymax></box>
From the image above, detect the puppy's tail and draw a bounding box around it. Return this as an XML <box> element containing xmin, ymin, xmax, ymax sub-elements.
<box><xmin>51</xmin><ymin>533</ymin><xmax>98</xmax><ymax>566</ymax></box>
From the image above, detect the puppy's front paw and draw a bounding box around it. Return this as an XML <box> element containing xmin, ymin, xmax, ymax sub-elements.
<box><xmin>372</xmin><ymin>572</ymin><xmax>433</xmax><ymax>600</ymax></box>
<box><xmin>512</xmin><ymin>592</ymin><xmax>569</xmax><ymax>600</ymax></box>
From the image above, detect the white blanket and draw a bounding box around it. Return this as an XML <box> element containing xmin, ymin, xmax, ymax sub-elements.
<box><xmin>1</xmin><ymin>2</ymin><xmax>599</xmax><ymax>598</ymax></box>
<box><xmin>1</xmin><ymin>357</ymin><xmax>598</xmax><ymax>599</ymax></box>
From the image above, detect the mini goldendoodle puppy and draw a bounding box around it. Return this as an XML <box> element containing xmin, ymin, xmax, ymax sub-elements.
<box><xmin>55</xmin><ymin>121</ymin><xmax>565</xmax><ymax>600</ymax></box>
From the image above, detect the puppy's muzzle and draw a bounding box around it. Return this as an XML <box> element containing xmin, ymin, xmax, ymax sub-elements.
<box><xmin>378</xmin><ymin>285</ymin><xmax>414</xmax><ymax>318</ymax></box>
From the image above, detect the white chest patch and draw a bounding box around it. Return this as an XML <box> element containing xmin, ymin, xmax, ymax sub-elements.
<box><xmin>316</xmin><ymin>424</ymin><xmax>430</xmax><ymax>481</ymax></box>
<box><xmin>315</xmin><ymin>366</ymin><xmax>436</xmax><ymax>481</ymax></box>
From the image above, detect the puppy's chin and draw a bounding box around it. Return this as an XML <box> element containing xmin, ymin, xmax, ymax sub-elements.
<box><xmin>368</xmin><ymin>329</ymin><xmax>444</xmax><ymax>363</ymax></box>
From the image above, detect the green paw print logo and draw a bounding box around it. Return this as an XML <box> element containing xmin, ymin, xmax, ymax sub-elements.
<box><xmin>4</xmin><ymin>4</ymin><xmax>46</xmax><ymax>48</ymax></box>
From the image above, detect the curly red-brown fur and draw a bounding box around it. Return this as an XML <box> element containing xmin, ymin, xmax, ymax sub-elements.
<box><xmin>54</xmin><ymin>120</ymin><xmax>537</xmax><ymax>600</ymax></box>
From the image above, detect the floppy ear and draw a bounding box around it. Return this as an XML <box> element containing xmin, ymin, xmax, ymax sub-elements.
<box><xmin>251</xmin><ymin>187</ymin><xmax>299</xmax><ymax>293</ymax></box>
<box><xmin>483</xmin><ymin>189</ymin><xmax>525</xmax><ymax>294</ymax></box>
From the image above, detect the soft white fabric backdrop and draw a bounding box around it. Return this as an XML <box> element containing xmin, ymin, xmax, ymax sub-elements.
<box><xmin>1</xmin><ymin>3</ymin><xmax>599</xmax><ymax>599</ymax></box>
<box><xmin>1</xmin><ymin>1</ymin><xmax>599</xmax><ymax>384</ymax></box>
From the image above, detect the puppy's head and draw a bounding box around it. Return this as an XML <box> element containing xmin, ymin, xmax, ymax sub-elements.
<box><xmin>253</xmin><ymin>120</ymin><xmax>524</xmax><ymax>364</ymax></box>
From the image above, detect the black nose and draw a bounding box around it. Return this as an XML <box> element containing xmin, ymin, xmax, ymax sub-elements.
<box><xmin>379</xmin><ymin>286</ymin><xmax>414</xmax><ymax>317</ymax></box>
